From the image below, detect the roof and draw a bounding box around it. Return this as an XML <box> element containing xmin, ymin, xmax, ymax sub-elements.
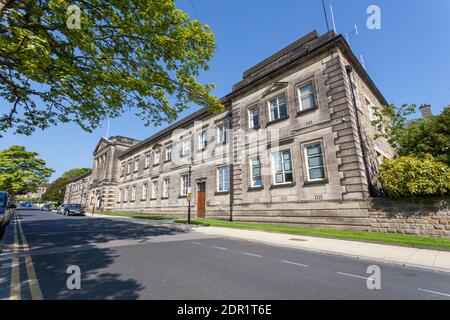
<box><xmin>119</xmin><ymin>30</ymin><xmax>388</xmax><ymax>159</ymax></box>
<box><xmin>69</xmin><ymin>170</ymin><xmax>92</xmax><ymax>183</ymax></box>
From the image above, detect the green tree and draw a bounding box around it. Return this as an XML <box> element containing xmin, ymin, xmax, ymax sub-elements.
<box><xmin>0</xmin><ymin>145</ymin><xmax>54</xmax><ymax>196</ymax></box>
<box><xmin>42</xmin><ymin>167</ymin><xmax>90</xmax><ymax>202</ymax></box>
<box><xmin>0</xmin><ymin>0</ymin><xmax>223</xmax><ymax>136</ymax></box>
<box><xmin>373</xmin><ymin>105</ymin><xmax>450</xmax><ymax>165</ymax></box>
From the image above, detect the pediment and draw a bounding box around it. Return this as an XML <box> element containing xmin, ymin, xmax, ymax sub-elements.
<box><xmin>93</xmin><ymin>138</ymin><xmax>111</xmax><ymax>154</ymax></box>
<box><xmin>262</xmin><ymin>82</ymin><xmax>289</xmax><ymax>97</ymax></box>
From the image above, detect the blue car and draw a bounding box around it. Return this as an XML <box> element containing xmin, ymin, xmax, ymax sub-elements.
<box><xmin>0</xmin><ymin>191</ymin><xmax>15</xmax><ymax>239</ymax></box>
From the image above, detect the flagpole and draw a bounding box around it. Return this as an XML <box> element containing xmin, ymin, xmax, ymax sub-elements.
<box><xmin>321</xmin><ymin>0</ymin><xmax>330</xmax><ymax>32</ymax></box>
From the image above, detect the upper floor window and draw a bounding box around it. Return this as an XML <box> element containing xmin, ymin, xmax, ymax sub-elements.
<box><xmin>217</xmin><ymin>120</ymin><xmax>229</xmax><ymax>144</ymax></box>
<box><xmin>154</xmin><ymin>150</ymin><xmax>161</xmax><ymax>165</ymax></box>
<box><xmin>133</xmin><ymin>159</ymin><xmax>139</xmax><ymax>172</ymax></box>
<box><xmin>272</xmin><ymin>150</ymin><xmax>293</xmax><ymax>185</ymax></box>
<box><xmin>365</xmin><ymin>97</ymin><xmax>376</xmax><ymax>122</ymax></box>
<box><xmin>198</xmin><ymin>130</ymin><xmax>208</xmax><ymax>150</ymax></box>
<box><xmin>180</xmin><ymin>174</ymin><xmax>190</xmax><ymax>196</ymax></box>
<box><xmin>163</xmin><ymin>178</ymin><xmax>170</xmax><ymax>198</ymax></box>
<box><xmin>144</xmin><ymin>153</ymin><xmax>151</xmax><ymax>168</ymax></box>
<box><xmin>181</xmin><ymin>137</ymin><xmax>191</xmax><ymax>157</ymax></box>
<box><xmin>250</xmin><ymin>156</ymin><xmax>263</xmax><ymax>187</ymax></box>
<box><xmin>121</xmin><ymin>163</ymin><xmax>125</xmax><ymax>176</ymax></box>
<box><xmin>165</xmin><ymin>145</ymin><xmax>172</xmax><ymax>162</ymax></box>
<box><xmin>304</xmin><ymin>143</ymin><xmax>326</xmax><ymax>181</ymax></box>
<box><xmin>217</xmin><ymin>166</ymin><xmax>229</xmax><ymax>192</ymax></box>
<box><xmin>126</xmin><ymin>162</ymin><xmax>131</xmax><ymax>175</ymax></box>
<box><xmin>248</xmin><ymin>105</ymin><xmax>260</xmax><ymax>129</ymax></box>
<box><xmin>297</xmin><ymin>83</ymin><xmax>316</xmax><ymax>111</ymax></box>
<box><xmin>268</xmin><ymin>95</ymin><xmax>288</xmax><ymax>122</ymax></box>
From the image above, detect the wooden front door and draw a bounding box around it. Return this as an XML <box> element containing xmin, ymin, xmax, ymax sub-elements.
<box><xmin>197</xmin><ymin>182</ymin><xmax>206</xmax><ymax>218</ymax></box>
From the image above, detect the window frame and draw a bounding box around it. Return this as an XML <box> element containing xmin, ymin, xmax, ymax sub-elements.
<box><xmin>297</xmin><ymin>81</ymin><xmax>317</xmax><ymax>112</ymax></box>
<box><xmin>267</xmin><ymin>94</ymin><xmax>288</xmax><ymax>122</ymax></box>
<box><xmin>130</xmin><ymin>186</ymin><xmax>136</xmax><ymax>202</ymax></box>
<box><xmin>180</xmin><ymin>173</ymin><xmax>190</xmax><ymax>196</ymax></box>
<box><xmin>154</xmin><ymin>149</ymin><xmax>161</xmax><ymax>165</ymax></box>
<box><xmin>144</xmin><ymin>153</ymin><xmax>151</xmax><ymax>168</ymax></box>
<box><xmin>165</xmin><ymin>145</ymin><xmax>173</xmax><ymax>162</ymax></box>
<box><xmin>181</xmin><ymin>137</ymin><xmax>191</xmax><ymax>158</ymax></box>
<box><xmin>303</xmin><ymin>142</ymin><xmax>327</xmax><ymax>182</ymax></box>
<box><xmin>216</xmin><ymin>165</ymin><xmax>230</xmax><ymax>193</ymax></box>
<box><xmin>249</xmin><ymin>155</ymin><xmax>263</xmax><ymax>188</ymax></box>
<box><xmin>133</xmin><ymin>158</ymin><xmax>139</xmax><ymax>172</ymax></box>
<box><xmin>162</xmin><ymin>178</ymin><xmax>170</xmax><ymax>198</ymax></box>
<box><xmin>248</xmin><ymin>105</ymin><xmax>260</xmax><ymax>129</ymax></box>
<box><xmin>271</xmin><ymin>149</ymin><xmax>294</xmax><ymax>185</ymax></box>
<box><xmin>151</xmin><ymin>180</ymin><xmax>158</xmax><ymax>200</ymax></box>
<box><xmin>198</xmin><ymin>130</ymin><xmax>208</xmax><ymax>150</ymax></box>
<box><xmin>216</xmin><ymin>120</ymin><xmax>230</xmax><ymax>144</ymax></box>
<box><xmin>141</xmin><ymin>183</ymin><xmax>148</xmax><ymax>201</ymax></box>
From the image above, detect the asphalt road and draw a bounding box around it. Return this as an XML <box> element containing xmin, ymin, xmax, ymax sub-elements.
<box><xmin>0</xmin><ymin>208</ymin><xmax>450</xmax><ymax>300</ymax></box>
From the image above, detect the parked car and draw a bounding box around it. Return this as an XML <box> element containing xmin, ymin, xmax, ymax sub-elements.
<box><xmin>42</xmin><ymin>204</ymin><xmax>52</xmax><ymax>212</ymax></box>
<box><xmin>57</xmin><ymin>204</ymin><xmax>67</xmax><ymax>214</ymax></box>
<box><xmin>0</xmin><ymin>191</ymin><xmax>15</xmax><ymax>239</ymax></box>
<box><xmin>63</xmin><ymin>204</ymin><xmax>85</xmax><ymax>216</ymax></box>
<box><xmin>21</xmin><ymin>201</ymin><xmax>33</xmax><ymax>208</ymax></box>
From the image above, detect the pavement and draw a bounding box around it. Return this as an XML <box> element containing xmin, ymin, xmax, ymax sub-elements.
<box><xmin>0</xmin><ymin>208</ymin><xmax>450</xmax><ymax>300</ymax></box>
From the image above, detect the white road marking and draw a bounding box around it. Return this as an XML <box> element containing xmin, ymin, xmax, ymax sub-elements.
<box><xmin>337</xmin><ymin>272</ymin><xmax>369</xmax><ymax>280</ymax></box>
<box><xmin>191</xmin><ymin>241</ymin><xmax>203</xmax><ymax>245</ymax></box>
<box><xmin>281</xmin><ymin>260</ymin><xmax>308</xmax><ymax>268</ymax></box>
<box><xmin>418</xmin><ymin>288</ymin><xmax>450</xmax><ymax>297</ymax></box>
<box><xmin>241</xmin><ymin>252</ymin><xmax>261</xmax><ymax>258</ymax></box>
<box><xmin>212</xmin><ymin>246</ymin><xmax>228</xmax><ymax>251</ymax></box>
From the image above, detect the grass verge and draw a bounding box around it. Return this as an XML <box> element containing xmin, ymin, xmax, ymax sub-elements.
<box><xmin>99</xmin><ymin>211</ymin><xmax>177</xmax><ymax>221</ymax></box>
<box><xmin>174</xmin><ymin>218</ymin><xmax>450</xmax><ymax>251</ymax></box>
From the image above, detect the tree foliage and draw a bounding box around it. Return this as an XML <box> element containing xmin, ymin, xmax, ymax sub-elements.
<box><xmin>379</xmin><ymin>156</ymin><xmax>450</xmax><ymax>199</ymax></box>
<box><xmin>0</xmin><ymin>0</ymin><xmax>223</xmax><ymax>136</ymax></box>
<box><xmin>42</xmin><ymin>167</ymin><xmax>90</xmax><ymax>202</ymax></box>
<box><xmin>0</xmin><ymin>145</ymin><xmax>54</xmax><ymax>195</ymax></box>
<box><xmin>373</xmin><ymin>105</ymin><xmax>450</xmax><ymax>165</ymax></box>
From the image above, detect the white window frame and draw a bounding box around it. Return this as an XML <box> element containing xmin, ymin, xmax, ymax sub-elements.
<box><xmin>198</xmin><ymin>130</ymin><xmax>208</xmax><ymax>150</ymax></box>
<box><xmin>133</xmin><ymin>158</ymin><xmax>139</xmax><ymax>172</ymax></box>
<box><xmin>154</xmin><ymin>150</ymin><xmax>161</xmax><ymax>165</ymax></box>
<box><xmin>144</xmin><ymin>153</ymin><xmax>151</xmax><ymax>168</ymax></box>
<box><xmin>181</xmin><ymin>137</ymin><xmax>191</xmax><ymax>157</ymax></box>
<box><xmin>151</xmin><ymin>180</ymin><xmax>158</xmax><ymax>199</ymax></box>
<box><xmin>297</xmin><ymin>82</ymin><xmax>316</xmax><ymax>111</ymax></box>
<box><xmin>162</xmin><ymin>178</ymin><xmax>170</xmax><ymax>198</ymax></box>
<box><xmin>249</xmin><ymin>155</ymin><xmax>263</xmax><ymax>188</ymax></box>
<box><xmin>180</xmin><ymin>174</ymin><xmax>190</xmax><ymax>196</ymax></box>
<box><xmin>121</xmin><ymin>163</ymin><xmax>125</xmax><ymax>176</ymax></box>
<box><xmin>117</xmin><ymin>188</ymin><xmax>122</xmax><ymax>203</ymax></box>
<box><xmin>165</xmin><ymin>145</ymin><xmax>172</xmax><ymax>162</ymax></box>
<box><xmin>248</xmin><ymin>105</ymin><xmax>260</xmax><ymax>129</ymax></box>
<box><xmin>126</xmin><ymin>162</ymin><xmax>131</xmax><ymax>175</ymax></box>
<box><xmin>124</xmin><ymin>187</ymin><xmax>129</xmax><ymax>202</ymax></box>
<box><xmin>217</xmin><ymin>120</ymin><xmax>229</xmax><ymax>144</ymax></box>
<box><xmin>304</xmin><ymin>142</ymin><xmax>326</xmax><ymax>182</ymax></box>
<box><xmin>268</xmin><ymin>95</ymin><xmax>288</xmax><ymax>122</ymax></box>
<box><xmin>217</xmin><ymin>165</ymin><xmax>230</xmax><ymax>192</ymax></box>
<box><xmin>141</xmin><ymin>183</ymin><xmax>148</xmax><ymax>200</ymax></box>
<box><xmin>365</xmin><ymin>96</ymin><xmax>376</xmax><ymax>122</ymax></box>
<box><xmin>271</xmin><ymin>149</ymin><xmax>293</xmax><ymax>185</ymax></box>
<box><xmin>131</xmin><ymin>186</ymin><xmax>136</xmax><ymax>201</ymax></box>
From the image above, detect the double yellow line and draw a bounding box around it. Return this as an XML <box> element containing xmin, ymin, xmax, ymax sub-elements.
<box><xmin>9</xmin><ymin>213</ymin><xmax>43</xmax><ymax>300</ymax></box>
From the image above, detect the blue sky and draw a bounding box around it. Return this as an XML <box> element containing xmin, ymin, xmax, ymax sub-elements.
<box><xmin>1</xmin><ymin>0</ymin><xmax>449</xmax><ymax>180</ymax></box>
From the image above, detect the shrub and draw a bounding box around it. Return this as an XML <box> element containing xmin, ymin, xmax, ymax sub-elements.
<box><xmin>379</xmin><ymin>155</ymin><xmax>450</xmax><ymax>198</ymax></box>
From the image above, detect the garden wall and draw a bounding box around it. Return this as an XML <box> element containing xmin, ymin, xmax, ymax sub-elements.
<box><xmin>369</xmin><ymin>197</ymin><xmax>450</xmax><ymax>237</ymax></box>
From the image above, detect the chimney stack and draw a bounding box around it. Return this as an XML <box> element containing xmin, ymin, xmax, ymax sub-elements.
<box><xmin>419</xmin><ymin>104</ymin><xmax>432</xmax><ymax>118</ymax></box>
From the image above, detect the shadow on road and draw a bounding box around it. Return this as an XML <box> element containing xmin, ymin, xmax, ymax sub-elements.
<box><xmin>16</xmin><ymin>211</ymin><xmax>191</xmax><ymax>300</ymax></box>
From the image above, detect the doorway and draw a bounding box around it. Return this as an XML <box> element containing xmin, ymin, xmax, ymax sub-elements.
<box><xmin>197</xmin><ymin>182</ymin><xmax>206</xmax><ymax>218</ymax></box>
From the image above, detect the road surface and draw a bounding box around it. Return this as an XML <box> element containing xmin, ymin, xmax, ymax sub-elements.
<box><xmin>0</xmin><ymin>208</ymin><xmax>449</xmax><ymax>300</ymax></box>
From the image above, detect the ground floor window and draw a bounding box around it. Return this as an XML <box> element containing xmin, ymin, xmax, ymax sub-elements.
<box><xmin>217</xmin><ymin>165</ymin><xmax>229</xmax><ymax>192</ymax></box>
<box><xmin>304</xmin><ymin>143</ymin><xmax>325</xmax><ymax>181</ymax></box>
<box><xmin>163</xmin><ymin>178</ymin><xmax>170</xmax><ymax>198</ymax></box>
<box><xmin>142</xmin><ymin>183</ymin><xmax>148</xmax><ymax>200</ymax></box>
<box><xmin>250</xmin><ymin>156</ymin><xmax>263</xmax><ymax>187</ymax></box>
<box><xmin>117</xmin><ymin>189</ymin><xmax>122</xmax><ymax>203</ymax></box>
<box><xmin>151</xmin><ymin>181</ymin><xmax>158</xmax><ymax>199</ymax></box>
<box><xmin>131</xmin><ymin>186</ymin><xmax>136</xmax><ymax>202</ymax></box>
<box><xmin>272</xmin><ymin>150</ymin><xmax>293</xmax><ymax>184</ymax></box>
<box><xmin>181</xmin><ymin>174</ymin><xmax>190</xmax><ymax>196</ymax></box>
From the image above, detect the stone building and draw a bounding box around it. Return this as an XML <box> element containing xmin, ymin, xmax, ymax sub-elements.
<box><xmin>64</xmin><ymin>171</ymin><xmax>91</xmax><ymax>205</ymax></box>
<box><xmin>65</xmin><ymin>30</ymin><xmax>395</xmax><ymax>230</ymax></box>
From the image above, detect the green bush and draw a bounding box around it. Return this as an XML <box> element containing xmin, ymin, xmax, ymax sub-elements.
<box><xmin>379</xmin><ymin>155</ymin><xmax>450</xmax><ymax>198</ymax></box>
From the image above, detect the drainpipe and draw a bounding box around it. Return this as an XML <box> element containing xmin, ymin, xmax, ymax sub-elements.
<box><xmin>345</xmin><ymin>65</ymin><xmax>374</xmax><ymax>198</ymax></box>
<box><xmin>228</xmin><ymin>112</ymin><xmax>234</xmax><ymax>222</ymax></box>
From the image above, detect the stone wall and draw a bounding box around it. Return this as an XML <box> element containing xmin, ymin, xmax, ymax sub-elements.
<box><xmin>369</xmin><ymin>198</ymin><xmax>450</xmax><ymax>237</ymax></box>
